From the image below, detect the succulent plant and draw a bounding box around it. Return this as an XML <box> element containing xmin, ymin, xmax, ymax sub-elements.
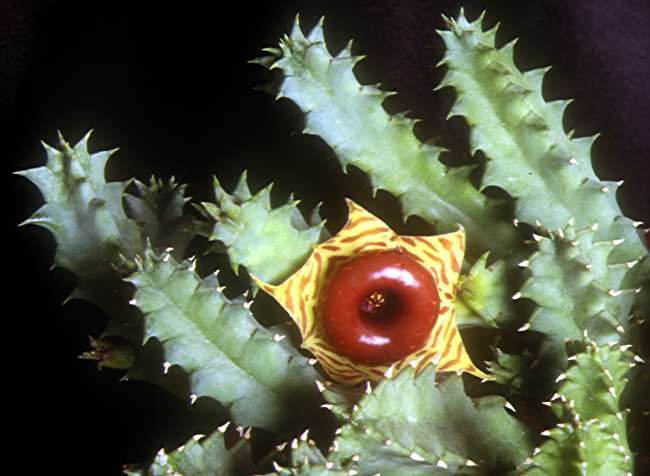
<box><xmin>16</xmin><ymin>6</ymin><xmax>648</xmax><ymax>476</ymax></box>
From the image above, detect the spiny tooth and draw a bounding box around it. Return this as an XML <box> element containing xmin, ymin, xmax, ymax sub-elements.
<box><xmin>409</xmin><ymin>452</ymin><xmax>425</xmax><ymax>462</ymax></box>
<box><xmin>555</xmin><ymin>373</ymin><xmax>567</xmax><ymax>383</ymax></box>
<box><xmin>518</xmin><ymin>260</ymin><xmax>530</xmax><ymax>267</ymax></box>
<box><xmin>568</xmin><ymin>158</ymin><xmax>578</xmax><ymax>165</ymax></box>
<box><xmin>273</xmin><ymin>334</ymin><xmax>286</xmax><ymax>342</ymax></box>
<box><xmin>518</xmin><ymin>322</ymin><xmax>530</xmax><ymax>331</ymax></box>
<box><xmin>383</xmin><ymin>364</ymin><xmax>396</xmax><ymax>378</ymax></box>
<box><xmin>436</xmin><ymin>459</ymin><xmax>448</xmax><ymax>469</ymax></box>
<box><xmin>512</xmin><ymin>292</ymin><xmax>522</xmax><ymax>300</ymax></box>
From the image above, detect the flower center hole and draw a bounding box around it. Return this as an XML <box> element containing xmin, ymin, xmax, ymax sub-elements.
<box><xmin>359</xmin><ymin>290</ymin><xmax>402</xmax><ymax>323</ymax></box>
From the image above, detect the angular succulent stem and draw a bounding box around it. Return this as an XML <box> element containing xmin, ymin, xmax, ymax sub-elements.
<box><xmin>254</xmin><ymin>16</ymin><xmax>518</xmax><ymax>260</ymax></box>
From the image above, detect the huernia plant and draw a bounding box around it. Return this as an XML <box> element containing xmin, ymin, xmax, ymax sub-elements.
<box><xmin>16</xmin><ymin>7</ymin><xmax>648</xmax><ymax>476</ymax></box>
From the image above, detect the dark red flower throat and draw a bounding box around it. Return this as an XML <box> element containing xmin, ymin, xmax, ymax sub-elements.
<box><xmin>321</xmin><ymin>250</ymin><xmax>440</xmax><ymax>365</ymax></box>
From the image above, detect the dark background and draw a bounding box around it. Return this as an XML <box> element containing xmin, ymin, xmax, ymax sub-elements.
<box><xmin>4</xmin><ymin>0</ymin><xmax>649</xmax><ymax>474</ymax></box>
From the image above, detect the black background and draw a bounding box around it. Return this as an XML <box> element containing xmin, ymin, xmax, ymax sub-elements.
<box><xmin>4</xmin><ymin>0</ymin><xmax>649</xmax><ymax>474</ymax></box>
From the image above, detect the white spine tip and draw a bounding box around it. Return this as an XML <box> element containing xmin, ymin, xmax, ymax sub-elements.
<box><xmin>365</xmin><ymin>382</ymin><xmax>372</xmax><ymax>394</ymax></box>
<box><xmin>569</xmin><ymin>158</ymin><xmax>578</xmax><ymax>165</ymax></box>
<box><xmin>129</xmin><ymin>298</ymin><xmax>137</xmax><ymax>306</ymax></box>
<box><xmin>512</xmin><ymin>292</ymin><xmax>522</xmax><ymax>300</ymax></box>
<box><xmin>189</xmin><ymin>393</ymin><xmax>198</xmax><ymax>404</ymax></box>
<box><xmin>555</xmin><ymin>373</ymin><xmax>567</xmax><ymax>383</ymax></box>
<box><xmin>217</xmin><ymin>421</ymin><xmax>230</xmax><ymax>433</ymax></box>
<box><xmin>300</xmin><ymin>429</ymin><xmax>309</xmax><ymax>441</ymax></box>
<box><xmin>532</xmin><ymin>233</ymin><xmax>543</xmax><ymax>242</ymax></box>
<box><xmin>518</xmin><ymin>260</ymin><xmax>530</xmax><ymax>268</ymax></box>
<box><xmin>518</xmin><ymin>323</ymin><xmax>530</xmax><ymax>331</ymax></box>
<box><xmin>325</xmin><ymin>462</ymin><xmax>334</xmax><ymax>469</ymax></box>
<box><xmin>513</xmin><ymin>218</ymin><xmax>520</xmax><ymax>227</ymax></box>
<box><xmin>590</xmin><ymin>223</ymin><xmax>599</xmax><ymax>231</ymax></box>
<box><xmin>504</xmin><ymin>401</ymin><xmax>516</xmax><ymax>413</ymax></box>
<box><xmin>383</xmin><ymin>364</ymin><xmax>396</xmax><ymax>378</ymax></box>
<box><xmin>273</xmin><ymin>334</ymin><xmax>286</xmax><ymax>342</ymax></box>
<box><xmin>308</xmin><ymin>358</ymin><xmax>318</xmax><ymax>365</ymax></box>
<box><xmin>633</xmin><ymin>355</ymin><xmax>645</xmax><ymax>363</ymax></box>
<box><xmin>291</xmin><ymin>438</ymin><xmax>298</xmax><ymax>449</ymax></box>
<box><xmin>436</xmin><ymin>459</ymin><xmax>448</xmax><ymax>469</ymax></box>
<box><xmin>632</xmin><ymin>221</ymin><xmax>643</xmax><ymax>227</ymax></box>
<box><xmin>601</xmin><ymin>187</ymin><xmax>609</xmax><ymax>193</ymax></box>
<box><xmin>272</xmin><ymin>462</ymin><xmax>283</xmax><ymax>471</ymax></box>
<box><xmin>384</xmin><ymin>439</ymin><xmax>392</xmax><ymax>446</ymax></box>
<box><xmin>321</xmin><ymin>403</ymin><xmax>333</xmax><ymax>411</ymax></box>
<box><xmin>541</xmin><ymin>430</ymin><xmax>551</xmax><ymax>436</ymax></box>
<box><xmin>163</xmin><ymin>361</ymin><xmax>171</xmax><ymax>374</ymax></box>
<box><xmin>608</xmin><ymin>289</ymin><xmax>623</xmax><ymax>297</ymax></box>
<box><xmin>192</xmin><ymin>434</ymin><xmax>205</xmax><ymax>441</ymax></box>
<box><xmin>466</xmin><ymin>459</ymin><xmax>478</xmax><ymax>467</ymax></box>
<box><xmin>316</xmin><ymin>380</ymin><xmax>326</xmax><ymax>393</ymax></box>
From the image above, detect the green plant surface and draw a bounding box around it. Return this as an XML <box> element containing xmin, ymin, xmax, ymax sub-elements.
<box><xmin>521</xmin><ymin>343</ymin><xmax>634</xmax><ymax>475</ymax></box>
<box><xmin>126</xmin><ymin>247</ymin><xmax>322</xmax><ymax>432</ymax></box>
<box><xmin>124</xmin><ymin>429</ymin><xmax>253</xmax><ymax>476</ymax></box>
<box><xmin>519</xmin><ymin>226</ymin><xmax>631</xmax><ymax>345</ymax></box>
<box><xmin>253</xmin><ymin>16</ymin><xmax>517</xmax><ymax>260</ymax></box>
<box><xmin>330</xmin><ymin>366</ymin><xmax>533</xmax><ymax>475</ymax></box>
<box><xmin>15</xmin><ymin>131</ymin><xmax>144</xmax><ymax>340</ymax></box>
<box><xmin>436</xmin><ymin>10</ymin><xmax>649</xmax><ymax>337</ymax></box>
<box><xmin>197</xmin><ymin>172</ymin><xmax>326</xmax><ymax>285</ymax></box>
<box><xmin>124</xmin><ymin>176</ymin><xmax>200</xmax><ymax>262</ymax></box>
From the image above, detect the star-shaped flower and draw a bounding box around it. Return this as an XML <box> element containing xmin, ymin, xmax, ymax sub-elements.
<box><xmin>253</xmin><ymin>199</ymin><xmax>488</xmax><ymax>384</ymax></box>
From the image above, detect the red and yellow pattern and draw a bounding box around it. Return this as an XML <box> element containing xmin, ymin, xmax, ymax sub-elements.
<box><xmin>252</xmin><ymin>199</ymin><xmax>488</xmax><ymax>384</ymax></box>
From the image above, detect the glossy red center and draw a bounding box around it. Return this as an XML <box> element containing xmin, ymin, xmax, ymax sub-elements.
<box><xmin>321</xmin><ymin>250</ymin><xmax>440</xmax><ymax>365</ymax></box>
